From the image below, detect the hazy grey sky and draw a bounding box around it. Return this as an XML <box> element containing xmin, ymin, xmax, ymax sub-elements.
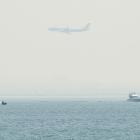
<box><xmin>0</xmin><ymin>0</ymin><xmax>140</xmax><ymax>97</ymax></box>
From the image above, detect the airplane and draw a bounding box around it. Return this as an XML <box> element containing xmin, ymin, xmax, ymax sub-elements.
<box><xmin>48</xmin><ymin>23</ymin><xmax>91</xmax><ymax>34</ymax></box>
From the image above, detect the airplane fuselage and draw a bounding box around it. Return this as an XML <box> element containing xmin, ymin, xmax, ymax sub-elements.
<box><xmin>48</xmin><ymin>23</ymin><xmax>90</xmax><ymax>34</ymax></box>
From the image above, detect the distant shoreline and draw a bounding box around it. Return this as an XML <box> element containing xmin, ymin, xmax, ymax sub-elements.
<box><xmin>0</xmin><ymin>96</ymin><xmax>127</xmax><ymax>102</ymax></box>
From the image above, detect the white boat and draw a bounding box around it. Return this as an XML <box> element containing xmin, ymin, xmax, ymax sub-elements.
<box><xmin>127</xmin><ymin>92</ymin><xmax>140</xmax><ymax>102</ymax></box>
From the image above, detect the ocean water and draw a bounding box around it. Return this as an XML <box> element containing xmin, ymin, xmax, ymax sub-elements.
<box><xmin>0</xmin><ymin>100</ymin><xmax>140</xmax><ymax>140</ymax></box>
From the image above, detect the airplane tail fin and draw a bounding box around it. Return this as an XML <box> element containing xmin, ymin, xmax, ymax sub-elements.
<box><xmin>84</xmin><ymin>23</ymin><xmax>91</xmax><ymax>30</ymax></box>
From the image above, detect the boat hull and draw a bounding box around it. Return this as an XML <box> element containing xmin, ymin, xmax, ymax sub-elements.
<box><xmin>127</xmin><ymin>99</ymin><xmax>140</xmax><ymax>102</ymax></box>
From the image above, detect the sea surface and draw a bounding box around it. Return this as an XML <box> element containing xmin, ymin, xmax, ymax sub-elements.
<box><xmin>0</xmin><ymin>100</ymin><xmax>140</xmax><ymax>140</ymax></box>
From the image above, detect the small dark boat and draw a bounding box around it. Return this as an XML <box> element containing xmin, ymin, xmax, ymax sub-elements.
<box><xmin>1</xmin><ymin>101</ymin><xmax>7</xmax><ymax>105</ymax></box>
